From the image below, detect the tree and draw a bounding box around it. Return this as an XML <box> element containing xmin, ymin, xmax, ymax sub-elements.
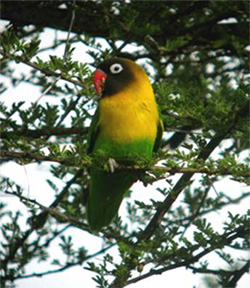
<box><xmin>0</xmin><ymin>1</ymin><xmax>249</xmax><ymax>287</ymax></box>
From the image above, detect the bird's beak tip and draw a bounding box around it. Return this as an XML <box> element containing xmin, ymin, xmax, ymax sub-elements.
<box><xmin>93</xmin><ymin>69</ymin><xmax>108</xmax><ymax>96</ymax></box>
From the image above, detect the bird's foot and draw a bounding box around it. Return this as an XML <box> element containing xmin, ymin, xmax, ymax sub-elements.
<box><xmin>108</xmin><ymin>158</ymin><xmax>119</xmax><ymax>173</ymax></box>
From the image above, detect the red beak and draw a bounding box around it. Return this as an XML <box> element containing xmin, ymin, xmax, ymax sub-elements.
<box><xmin>93</xmin><ymin>69</ymin><xmax>108</xmax><ymax>96</ymax></box>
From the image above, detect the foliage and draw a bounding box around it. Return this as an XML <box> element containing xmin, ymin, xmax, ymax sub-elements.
<box><xmin>0</xmin><ymin>1</ymin><xmax>249</xmax><ymax>288</ymax></box>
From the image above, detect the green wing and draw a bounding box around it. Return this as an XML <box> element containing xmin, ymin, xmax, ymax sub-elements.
<box><xmin>87</xmin><ymin>106</ymin><xmax>100</xmax><ymax>154</ymax></box>
<box><xmin>153</xmin><ymin>118</ymin><xmax>164</xmax><ymax>152</ymax></box>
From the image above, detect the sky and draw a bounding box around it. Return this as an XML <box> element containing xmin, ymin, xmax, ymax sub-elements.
<box><xmin>0</xmin><ymin>21</ymin><xmax>249</xmax><ymax>288</ymax></box>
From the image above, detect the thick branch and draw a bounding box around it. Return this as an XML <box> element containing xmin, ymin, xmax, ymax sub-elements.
<box><xmin>1</xmin><ymin>1</ymin><xmax>246</xmax><ymax>51</ymax></box>
<box><xmin>227</xmin><ymin>260</ymin><xmax>250</xmax><ymax>288</ymax></box>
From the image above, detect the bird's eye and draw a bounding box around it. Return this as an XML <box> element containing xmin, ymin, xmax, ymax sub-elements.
<box><xmin>110</xmin><ymin>63</ymin><xmax>123</xmax><ymax>74</ymax></box>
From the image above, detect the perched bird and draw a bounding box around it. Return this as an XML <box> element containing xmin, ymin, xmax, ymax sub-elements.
<box><xmin>86</xmin><ymin>57</ymin><xmax>163</xmax><ymax>231</ymax></box>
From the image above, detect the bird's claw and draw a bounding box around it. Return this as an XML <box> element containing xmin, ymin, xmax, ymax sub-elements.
<box><xmin>108</xmin><ymin>158</ymin><xmax>119</xmax><ymax>173</ymax></box>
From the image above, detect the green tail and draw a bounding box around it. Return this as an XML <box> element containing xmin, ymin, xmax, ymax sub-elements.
<box><xmin>86</xmin><ymin>168</ymin><xmax>135</xmax><ymax>231</ymax></box>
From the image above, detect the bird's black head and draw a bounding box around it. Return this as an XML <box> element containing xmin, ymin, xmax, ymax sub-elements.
<box><xmin>93</xmin><ymin>57</ymin><xmax>137</xmax><ymax>97</ymax></box>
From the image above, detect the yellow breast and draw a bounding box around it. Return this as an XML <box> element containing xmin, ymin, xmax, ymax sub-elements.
<box><xmin>99</xmin><ymin>80</ymin><xmax>159</xmax><ymax>144</ymax></box>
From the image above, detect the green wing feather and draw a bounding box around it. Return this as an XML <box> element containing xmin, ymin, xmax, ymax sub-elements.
<box><xmin>153</xmin><ymin>118</ymin><xmax>164</xmax><ymax>152</ymax></box>
<box><xmin>87</xmin><ymin>106</ymin><xmax>100</xmax><ymax>154</ymax></box>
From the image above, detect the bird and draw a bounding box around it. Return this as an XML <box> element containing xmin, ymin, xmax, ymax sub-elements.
<box><xmin>86</xmin><ymin>57</ymin><xmax>163</xmax><ymax>231</ymax></box>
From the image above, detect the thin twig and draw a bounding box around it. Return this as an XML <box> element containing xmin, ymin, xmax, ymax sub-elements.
<box><xmin>33</xmin><ymin>75</ymin><xmax>62</xmax><ymax>107</ymax></box>
<box><xmin>179</xmin><ymin>186</ymin><xmax>210</xmax><ymax>240</ymax></box>
<box><xmin>16</xmin><ymin>243</ymin><xmax>115</xmax><ymax>280</ymax></box>
<box><xmin>63</xmin><ymin>1</ymin><xmax>76</xmax><ymax>60</ymax></box>
<box><xmin>0</xmin><ymin>50</ymin><xmax>85</xmax><ymax>88</ymax></box>
<box><xmin>0</xmin><ymin>150</ymin><xmax>89</xmax><ymax>165</ymax></box>
<box><xmin>4</xmin><ymin>190</ymin><xmax>88</xmax><ymax>229</ymax></box>
<box><xmin>167</xmin><ymin>192</ymin><xmax>250</xmax><ymax>226</ymax></box>
<box><xmin>33</xmin><ymin>2</ymin><xmax>76</xmax><ymax>108</ymax></box>
<box><xmin>29</xmin><ymin>168</ymin><xmax>84</xmax><ymax>230</ymax></box>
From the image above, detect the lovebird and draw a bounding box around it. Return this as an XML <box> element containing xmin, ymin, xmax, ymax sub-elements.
<box><xmin>86</xmin><ymin>57</ymin><xmax>163</xmax><ymax>231</ymax></box>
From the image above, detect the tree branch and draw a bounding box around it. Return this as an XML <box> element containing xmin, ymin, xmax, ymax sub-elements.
<box><xmin>30</xmin><ymin>168</ymin><xmax>84</xmax><ymax>229</ymax></box>
<box><xmin>1</xmin><ymin>126</ymin><xmax>88</xmax><ymax>139</ymax></box>
<box><xmin>227</xmin><ymin>260</ymin><xmax>250</xmax><ymax>288</ymax></box>
<box><xmin>1</xmin><ymin>1</ymin><xmax>247</xmax><ymax>63</ymax></box>
<box><xmin>1</xmin><ymin>1</ymin><xmax>108</xmax><ymax>37</ymax></box>
<box><xmin>0</xmin><ymin>150</ymin><xmax>87</xmax><ymax>166</ymax></box>
<box><xmin>124</xmin><ymin>227</ymin><xmax>249</xmax><ymax>286</ymax></box>
<box><xmin>1</xmin><ymin>150</ymin><xmax>249</xmax><ymax>178</ymax></box>
<box><xmin>188</xmin><ymin>260</ymin><xmax>250</xmax><ymax>283</ymax></box>
<box><xmin>3</xmin><ymin>189</ymin><xmax>87</xmax><ymax>228</ymax></box>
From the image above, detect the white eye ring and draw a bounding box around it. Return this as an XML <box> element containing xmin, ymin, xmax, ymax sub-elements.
<box><xmin>110</xmin><ymin>63</ymin><xmax>123</xmax><ymax>74</ymax></box>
